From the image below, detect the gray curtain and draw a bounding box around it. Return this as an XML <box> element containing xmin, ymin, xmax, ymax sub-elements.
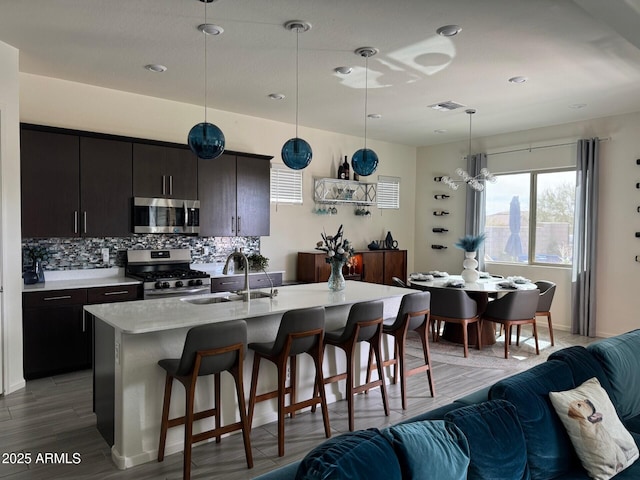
<box><xmin>571</xmin><ymin>138</ymin><xmax>599</xmax><ymax>336</ymax></box>
<box><xmin>465</xmin><ymin>153</ymin><xmax>487</xmax><ymax>271</ymax></box>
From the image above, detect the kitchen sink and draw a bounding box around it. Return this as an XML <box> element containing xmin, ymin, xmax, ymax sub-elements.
<box><xmin>180</xmin><ymin>290</ymin><xmax>277</xmax><ymax>305</ymax></box>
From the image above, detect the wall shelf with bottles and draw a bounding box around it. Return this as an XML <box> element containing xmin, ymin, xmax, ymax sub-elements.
<box><xmin>314</xmin><ymin>178</ymin><xmax>377</xmax><ymax>205</ymax></box>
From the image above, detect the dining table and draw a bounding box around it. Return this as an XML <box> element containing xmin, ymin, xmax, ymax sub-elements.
<box><xmin>408</xmin><ymin>274</ymin><xmax>538</xmax><ymax>346</ymax></box>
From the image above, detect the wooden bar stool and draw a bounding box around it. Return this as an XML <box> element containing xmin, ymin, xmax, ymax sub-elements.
<box><xmin>157</xmin><ymin>320</ymin><xmax>252</xmax><ymax>480</ymax></box>
<box><xmin>247</xmin><ymin>306</ymin><xmax>330</xmax><ymax>457</ymax></box>
<box><xmin>319</xmin><ymin>300</ymin><xmax>389</xmax><ymax>431</ymax></box>
<box><xmin>367</xmin><ymin>291</ymin><xmax>435</xmax><ymax>410</ymax></box>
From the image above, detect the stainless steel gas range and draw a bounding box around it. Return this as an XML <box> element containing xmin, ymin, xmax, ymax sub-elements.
<box><xmin>125</xmin><ymin>249</ymin><xmax>211</xmax><ymax>300</ymax></box>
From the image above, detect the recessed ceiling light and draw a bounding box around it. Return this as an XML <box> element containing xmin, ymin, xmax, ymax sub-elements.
<box><xmin>569</xmin><ymin>103</ymin><xmax>587</xmax><ymax>109</ymax></box>
<box><xmin>436</xmin><ymin>25</ymin><xmax>462</xmax><ymax>37</ymax></box>
<box><xmin>144</xmin><ymin>64</ymin><xmax>167</xmax><ymax>73</ymax></box>
<box><xmin>368</xmin><ymin>113</ymin><xmax>382</xmax><ymax>119</ymax></box>
<box><xmin>434</xmin><ymin>129</ymin><xmax>447</xmax><ymax>134</ymax></box>
<box><xmin>334</xmin><ymin>66</ymin><xmax>353</xmax><ymax>75</ymax></box>
<box><xmin>508</xmin><ymin>76</ymin><xmax>528</xmax><ymax>84</ymax></box>
<box><xmin>198</xmin><ymin>23</ymin><xmax>224</xmax><ymax>35</ymax></box>
<box><xmin>268</xmin><ymin>93</ymin><xmax>285</xmax><ymax>100</ymax></box>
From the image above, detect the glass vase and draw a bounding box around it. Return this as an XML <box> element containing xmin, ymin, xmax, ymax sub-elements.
<box><xmin>328</xmin><ymin>260</ymin><xmax>346</xmax><ymax>292</ymax></box>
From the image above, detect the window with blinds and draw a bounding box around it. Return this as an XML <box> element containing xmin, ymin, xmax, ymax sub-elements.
<box><xmin>270</xmin><ymin>165</ymin><xmax>303</xmax><ymax>204</ymax></box>
<box><xmin>377</xmin><ymin>176</ymin><xmax>400</xmax><ymax>209</ymax></box>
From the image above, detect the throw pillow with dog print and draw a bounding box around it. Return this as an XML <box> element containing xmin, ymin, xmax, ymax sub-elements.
<box><xmin>549</xmin><ymin>377</ymin><xmax>639</xmax><ymax>480</ymax></box>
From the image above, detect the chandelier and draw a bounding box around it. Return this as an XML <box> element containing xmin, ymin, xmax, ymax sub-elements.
<box><xmin>439</xmin><ymin>109</ymin><xmax>496</xmax><ymax>191</ymax></box>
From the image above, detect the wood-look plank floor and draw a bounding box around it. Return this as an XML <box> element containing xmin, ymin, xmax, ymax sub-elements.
<box><xmin>0</xmin><ymin>328</ymin><xmax>591</xmax><ymax>480</ymax></box>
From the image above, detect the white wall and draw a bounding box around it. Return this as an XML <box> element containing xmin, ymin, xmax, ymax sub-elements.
<box><xmin>417</xmin><ymin>112</ymin><xmax>640</xmax><ymax>338</ymax></box>
<box><xmin>0</xmin><ymin>41</ymin><xmax>25</xmax><ymax>394</ymax></box>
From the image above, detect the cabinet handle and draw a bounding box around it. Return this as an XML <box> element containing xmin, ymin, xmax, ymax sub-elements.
<box><xmin>231</xmin><ymin>216</ymin><xmax>235</xmax><ymax>233</ymax></box>
<box><xmin>74</xmin><ymin>211</ymin><xmax>78</xmax><ymax>234</ymax></box>
<box><xmin>169</xmin><ymin>175</ymin><xmax>173</xmax><ymax>196</ymax></box>
<box><xmin>104</xmin><ymin>290</ymin><xmax>129</xmax><ymax>296</ymax></box>
<box><xmin>237</xmin><ymin>216</ymin><xmax>241</xmax><ymax>234</ymax></box>
<box><xmin>162</xmin><ymin>175</ymin><xmax>166</xmax><ymax>195</ymax></box>
<box><xmin>83</xmin><ymin>211</ymin><xmax>87</xmax><ymax>234</ymax></box>
<box><xmin>44</xmin><ymin>295</ymin><xmax>72</xmax><ymax>301</ymax></box>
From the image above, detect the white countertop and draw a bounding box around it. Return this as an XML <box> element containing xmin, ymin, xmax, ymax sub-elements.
<box><xmin>22</xmin><ymin>266</ymin><xmax>285</xmax><ymax>292</ymax></box>
<box><xmin>84</xmin><ymin>281</ymin><xmax>408</xmax><ymax>335</ymax></box>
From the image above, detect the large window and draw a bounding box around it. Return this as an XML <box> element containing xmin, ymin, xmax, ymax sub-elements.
<box><xmin>484</xmin><ymin>170</ymin><xmax>575</xmax><ymax>265</ymax></box>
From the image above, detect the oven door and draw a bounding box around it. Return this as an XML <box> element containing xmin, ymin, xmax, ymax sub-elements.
<box><xmin>133</xmin><ymin>197</ymin><xmax>200</xmax><ymax>234</ymax></box>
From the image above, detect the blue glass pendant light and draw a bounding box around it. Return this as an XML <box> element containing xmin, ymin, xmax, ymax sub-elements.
<box><xmin>351</xmin><ymin>47</ymin><xmax>379</xmax><ymax>177</ymax></box>
<box><xmin>188</xmin><ymin>0</ymin><xmax>225</xmax><ymax>160</ymax></box>
<box><xmin>281</xmin><ymin>20</ymin><xmax>313</xmax><ymax>170</ymax></box>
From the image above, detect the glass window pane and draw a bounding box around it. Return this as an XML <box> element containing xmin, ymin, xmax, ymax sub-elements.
<box><xmin>485</xmin><ymin>173</ymin><xmax>530</xmax><ymax>263</ymax></box>
<box><xmin>534</xmin><ymin>171</ymin><xmax>575</xmax><ymax>264</ymax></box>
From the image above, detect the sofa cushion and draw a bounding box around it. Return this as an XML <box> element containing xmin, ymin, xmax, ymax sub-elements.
<box><xmin>445</xmin><ymin>400</ymin><xmax>530</xmax><ymax>480</ymax></box>
<box><xmin>549</xmin><ymin>377</ymin><xmax>639</xmax><ymax>480</ymax></box>
<box><xmin>489</xmin><ymin>359</ymin><xmax>581</xmax><ymax>480</ymax></box>
<box><xmin>295</xmin><ymin>428</ymin><xmax>401</xmax><ymax>480</ymax></box>
<box><xmin>548</xmin><ymin>346</ymin><xmax>616</xmax><ymax>405</ymax></box>
<box><xmin>587</xmin><ymin>329</ymin><xmax>640</xmax><ymax>421</ymax></box>
<box><xmin>382</xmin><ymin>420</ymin><xmax>469</xmax><ymax>480</ymax></box>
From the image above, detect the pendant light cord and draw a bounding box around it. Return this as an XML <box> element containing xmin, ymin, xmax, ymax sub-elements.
<box><xmin>203</xmin><ymin>0</ymin><xmax>208</xmax><ymax>124</ymax></box>
<box><xmin>364</xmin><ymin>54</ymin><xmax>369</xmax><ymax>150</ymax></box>
<box><xmin>295</xmin><ymin>26</ymin><xmax>300</xmax><ymax>139</ymax></box>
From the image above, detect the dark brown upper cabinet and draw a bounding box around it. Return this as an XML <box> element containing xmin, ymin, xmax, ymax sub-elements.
<box><xmin>21</xmin><ymin>126</ymin><xmax>133</xmax><ymax>238</ymax></box>
<box><xmin>21</xmin><ymin>128</ymin><xmax>80</xmax><ymax>238</ymax></box>
<box><xmin>198</xmin><ymin>153</ymin><xmax>272</xmax><ymax>237</ymax></box>
<box><xmin>132</xmin><ymin>143</ymin><xmax>198</xmax><ymax>199</ymax></box>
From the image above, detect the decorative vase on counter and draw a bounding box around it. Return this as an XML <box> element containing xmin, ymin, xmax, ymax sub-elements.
<box><xmin>35</xmin><ymin>260</ymin><xmax>45</xmax><ymax>283</ymax></box>
<box><xmin>460</xmin><ymin>251</ymin><xmax>480</xmax><ymax>283</ymax></box>
<box><xmin>328</xmin><ymin>260</ymin><xmax>346</xmax><ymax>292</ymax></box>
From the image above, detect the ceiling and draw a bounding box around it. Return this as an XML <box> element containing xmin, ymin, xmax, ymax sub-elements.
<box><xmin>2</xmin><ymin>0</ymin><xmax>640</xmax><ymax>147</ymax></box>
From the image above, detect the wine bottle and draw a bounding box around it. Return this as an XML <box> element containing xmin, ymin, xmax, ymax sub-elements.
<box><xmin>434</xmin><ymin>194</ymin><xmax>450</xmax><ymax>200</ymax></box>
<box><xmin>432</xmin><ymin>228</ymin><xmax>449</xmax><ymax>233</ymax></box>
<box><xmin>341</xmin><ymin>156</ymin><xmax>350</xmax><ymax>180</ymax></box>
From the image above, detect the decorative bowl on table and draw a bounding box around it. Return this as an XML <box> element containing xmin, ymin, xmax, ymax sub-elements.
<box><xmin>410</xmin><ymin>273</ymin><xmax>433</xmax><ymax>281</ymax></box>
<box><xmin>427</xmin><ymin>270</ymin><xmax>449</xmax><ymax>278</ymax></box>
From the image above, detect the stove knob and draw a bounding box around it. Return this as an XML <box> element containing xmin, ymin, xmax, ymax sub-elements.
<box><xmin>175</xmin><ymin>280</ymin><xmax>183</xmax><ymax>288</ymax></box>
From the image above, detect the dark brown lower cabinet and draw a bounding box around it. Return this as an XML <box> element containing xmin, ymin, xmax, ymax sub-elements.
<box><xmin>297</xmin><ymin>250</ymin><xmax>407</xmax><ymax>286</ymax></box>
<box><xmin>22</xmin><ymin>285</ymin><xmax>141</xmax><ymax>380</ymax></box>
<box><xmin>23</xmin><ymin>289</ymin><xmax>89</xmax><ymax>380</ymax></box>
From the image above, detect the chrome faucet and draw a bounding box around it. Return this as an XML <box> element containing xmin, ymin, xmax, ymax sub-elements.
<box><xmin>222</xmin><ymin>248</ymin><xmax>250</xmax><ymax>300</ymax></box>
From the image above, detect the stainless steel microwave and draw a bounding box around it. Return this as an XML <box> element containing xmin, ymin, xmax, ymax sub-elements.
<box><xmin>133</xmin><ymin>197</ymin><xmax>200</xmax><ymax>234</ymax></box>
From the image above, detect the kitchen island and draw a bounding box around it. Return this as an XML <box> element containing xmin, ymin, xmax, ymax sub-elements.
<box><xmin>84</xmin><ymin>281</ymin><xmax>409</xmax><ymax>469</ymax></box>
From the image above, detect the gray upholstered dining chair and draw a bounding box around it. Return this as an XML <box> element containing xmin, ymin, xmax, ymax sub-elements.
<box><xmin>481</xmin><ymin>289</ymin><xmax>540</xmax><ymax>359</ymax></box>
<box><xmin>157</xmin><ymin>320</ymin><xmax>252</xmax><ymax>480</ymax></box>
<box><xmin>367</xmin><ymin>291</ymin><xmax>434</xmax><ymax>409</ymax></box>
<box><xmin>247</xmin><ymin>306</ymin><xmax>331</xmax><ymax>457</ymax></box>
<box><xmin>427</xmin><ymin>287</ymin><xmax>481</xmax><ymax>358</ymax></box>
<box><xmin>534</xmin><ymin>280</ymin><xmax>556</xmax><ymax>345</ymax></box>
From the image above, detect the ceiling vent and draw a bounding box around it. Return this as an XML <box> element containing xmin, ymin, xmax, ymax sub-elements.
<box><xmin>428</xmin><ymin>101</ymin><xmax>466</xmax><ymax>111</ymax></box>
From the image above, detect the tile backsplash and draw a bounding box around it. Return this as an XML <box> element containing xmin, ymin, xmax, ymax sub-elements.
<box><xmin>22</xmin><ymin>235</ymin><xmax>260</xmax><ymax>271</ymax></box>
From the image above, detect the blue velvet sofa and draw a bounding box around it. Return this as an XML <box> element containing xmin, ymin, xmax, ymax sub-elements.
<box><xmin>253</xmin><ymin>329</ymin><xmax>640</xmax><ymax>480</ymax></box>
